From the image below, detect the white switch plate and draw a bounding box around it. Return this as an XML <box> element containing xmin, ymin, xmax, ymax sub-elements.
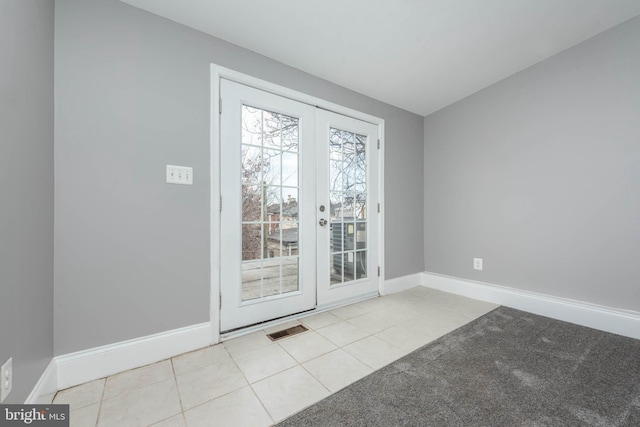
<box><xmin>166</xmin><ymin>165</ymin><xmax>193</xmax><ymax>185</ymax></box>
<box><xmin>473</xmin><ymin>258</ymin><xmax>483</xmax><ymax>271</ymax></box>
<box><xmin>1</xmin><ymin>357</ymin><xmax>12</xmax><ymax>402</ymax></box>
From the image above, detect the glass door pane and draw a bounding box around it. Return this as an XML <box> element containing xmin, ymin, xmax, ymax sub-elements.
<box><xmin>329</xmin><ymin>129</ymin><xmax>368</xmax><ymax>286</ymax></box>
<box><xmin>241</xmin><ymin>106</ymin><xmax>300</xmax><ymax>301</ymax></box>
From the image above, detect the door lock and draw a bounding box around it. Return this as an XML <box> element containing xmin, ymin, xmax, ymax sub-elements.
<box><xmin>319</xmin><ymin>218</ymin><xmax>328</xmax><ymax>226</ymax></box>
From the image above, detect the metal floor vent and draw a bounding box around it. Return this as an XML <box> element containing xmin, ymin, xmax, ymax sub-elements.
<box><xmin>267</xmin><ymin>324</ymin><xmax>309</xmax><ymax>341</ymax></box>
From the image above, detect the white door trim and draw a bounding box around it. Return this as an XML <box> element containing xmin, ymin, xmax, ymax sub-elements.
<box><xmin>210</xmin><ymin>64</ymin><xmax>385</xmax><ymax>341</ymax></box>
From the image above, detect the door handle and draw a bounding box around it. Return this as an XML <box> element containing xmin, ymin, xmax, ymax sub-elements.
<box><xmin>319</xmin><ymin>219</ymin><xmax>328</xmax><ymax>226</ymax></box>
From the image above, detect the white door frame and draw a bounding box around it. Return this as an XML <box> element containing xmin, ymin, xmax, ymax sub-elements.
<box><xmin>210</xmin><ymin>64</ymin><xmax>385</xmax><ymax>343</ymax></box>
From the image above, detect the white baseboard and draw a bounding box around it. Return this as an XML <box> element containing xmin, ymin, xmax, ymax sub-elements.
<box><xmin>422</xmin><ymin>272</ymin><xmax>640</xmax><ymax>340</ymax></box>
<box><xmin>382</xmin><ymin>273</ymin><xmax>424</xmax><ymax>295</ymax></box>
<box><xmin>55</xmin><ymin>322</ymin><xmax>213</xmax><ymax>390</ymax></box>
<box><xmin>24</xmin><ymin>359</ymin><xmax>57</xmax><ymax>404</ymax></box>
<box><xmin>27</xmin><ymin>275</ymin><xmax>422</xmax><ymax>400</ymax></box>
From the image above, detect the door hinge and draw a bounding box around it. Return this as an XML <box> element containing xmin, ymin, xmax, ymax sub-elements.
<box><xmin>378</xmin><ymin>266</ymin><xmax>381</xmax><ymax>277</ymax></box>
<box><xmin>219</xmin><ymin>98</ymin><xmax>222</xmax><ymax>114</ymax></box>
<box><xmin>377</xmin><ymin>139</ymin><xmax>380</xmax><ymax>149</ymax></box>
<box><xmin>377</xmin><ymin>203</ymin><xmax>380</xmax><ymax>213</ymax></box>
<box><xmin>219</xmin><ymin>294</ymin><xmax>222</xmax><ymax>309</ymax></box>
<box><xmin>219</xmin><ymin>195</ymin><xmax>222</xmax><ymax>212</ymax></box>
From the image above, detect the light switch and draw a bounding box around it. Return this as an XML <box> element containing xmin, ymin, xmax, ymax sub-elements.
<box><xmin>166</xmin><ymin>165</ymin><xmax>193</xmax><ymax>185</ymax></box>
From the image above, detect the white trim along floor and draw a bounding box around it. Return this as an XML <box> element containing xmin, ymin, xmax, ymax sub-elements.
<box><xmin>52</xmin><ymin>286</ymin><xmax>498</xmax><ymax>426</ymax></box>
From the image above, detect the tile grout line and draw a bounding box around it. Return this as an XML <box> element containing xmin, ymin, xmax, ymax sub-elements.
<box><xmin>297</xmin><ymin>360</ymin><xmax>333</xmax><ymax>395</ymax></box>
<box><xmin>222</xmin><ymin>344</ymin><xmax>275</xmax><ymax>425</ymax></box>
<box><xmin>222</xmin><ymin>333</ymin><xmax>273</xmax><ymax>360</ymax></box>
<box><xmin>247</xmin><ymin>383</ymin><xmax>277</xmax><ymax>425</ymax></box>
<box><xmin>277</xmin><ymin>319</ymin><xmax>407</xmax><ymax>394</ymax></box>
<box><xmin>270</xmin><ymin>314</ymin><xmax>371</xmax><ymax>420</ymax></box>
<box><xmin>171</xmin><ymin>346</ymin><xmax>250</xmax><ymax>415</ymax></box>
<box><xmin>263</xmin><ymin>305</ymin><xmax>426</xmax><ymax>420</ymax></box>
<box><xmin>315</xmin><ymin>321</ymin><xmax>373</xmax><ymax>347</ymax></box>
<box><xmin>246</xmin><ymin>330</ymin><xmax>341</xmax><ymax>385</ymax></box>
<box><xmin>273</xmin><ymin>335</ymin><xmax>333</xmax><ymax>395</ymax></box>
<box><xmin>233</xmin><ymin>324</ymin><xmax>344</xmax><ymax>423</ymax></box>
<box><xmin>168</xmin><ymin>357</ymin><xmax>187</xmax><ymax>425</ymax></box>
<box><xmin>94</xmin><ymin>378</ymin><xmax>107</xmax><ymax>427</ymax></box>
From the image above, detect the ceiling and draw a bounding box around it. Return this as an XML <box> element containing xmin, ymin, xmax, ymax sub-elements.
<box><xmin>119</xmin><ymin>0</ymin><xmax>640</xmax><ymax>116</ymax></box>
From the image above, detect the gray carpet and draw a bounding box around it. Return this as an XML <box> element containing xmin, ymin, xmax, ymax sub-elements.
<box><xmin>277</xmin><ymin>307</ymin><xmax>640</xmax><ymax>426</ymax></box>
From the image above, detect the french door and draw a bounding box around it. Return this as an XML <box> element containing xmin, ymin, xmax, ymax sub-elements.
<box><xmin>220</xmin><ymin>79</ymin><xmax>379</xmax><ymax>332</ymax></box>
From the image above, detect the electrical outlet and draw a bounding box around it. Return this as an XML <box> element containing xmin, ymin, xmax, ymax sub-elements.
<box><xmin>473</xmin><ymin>258</ymin><xmax>483</xmax><ymax>271</ymax></box>
<box><xmin>1</xmin><ymin>357</ymin><xmax>12</xmax><ymax>402</ymax></box>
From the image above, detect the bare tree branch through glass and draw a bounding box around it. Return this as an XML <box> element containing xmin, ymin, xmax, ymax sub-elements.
<box><xmin>241</xmin><ymin>106</ymin><xmax>299</xmax><ymax>262</ymax></box>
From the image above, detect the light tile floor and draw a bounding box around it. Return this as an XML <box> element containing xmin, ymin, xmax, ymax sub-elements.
<box><xmin>53</xmin><ymin>286</ymin><xmax>498</xmax><ymax>426</ymax></box>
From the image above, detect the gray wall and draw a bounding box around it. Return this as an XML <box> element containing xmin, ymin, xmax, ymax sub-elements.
<box><xmin>424</xmin><ymin>16</ymin><xmax>640</xmax><ymax>311</ymax></box>
<box><xmin>55</xmin><ymin>0</ymin><xmax>424</xmax><ymax>355</ymax></box>
<box><xmin>0</xmin><ymin>0</ymin><xmax>54</xmax><ymax>403</ymax></box>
